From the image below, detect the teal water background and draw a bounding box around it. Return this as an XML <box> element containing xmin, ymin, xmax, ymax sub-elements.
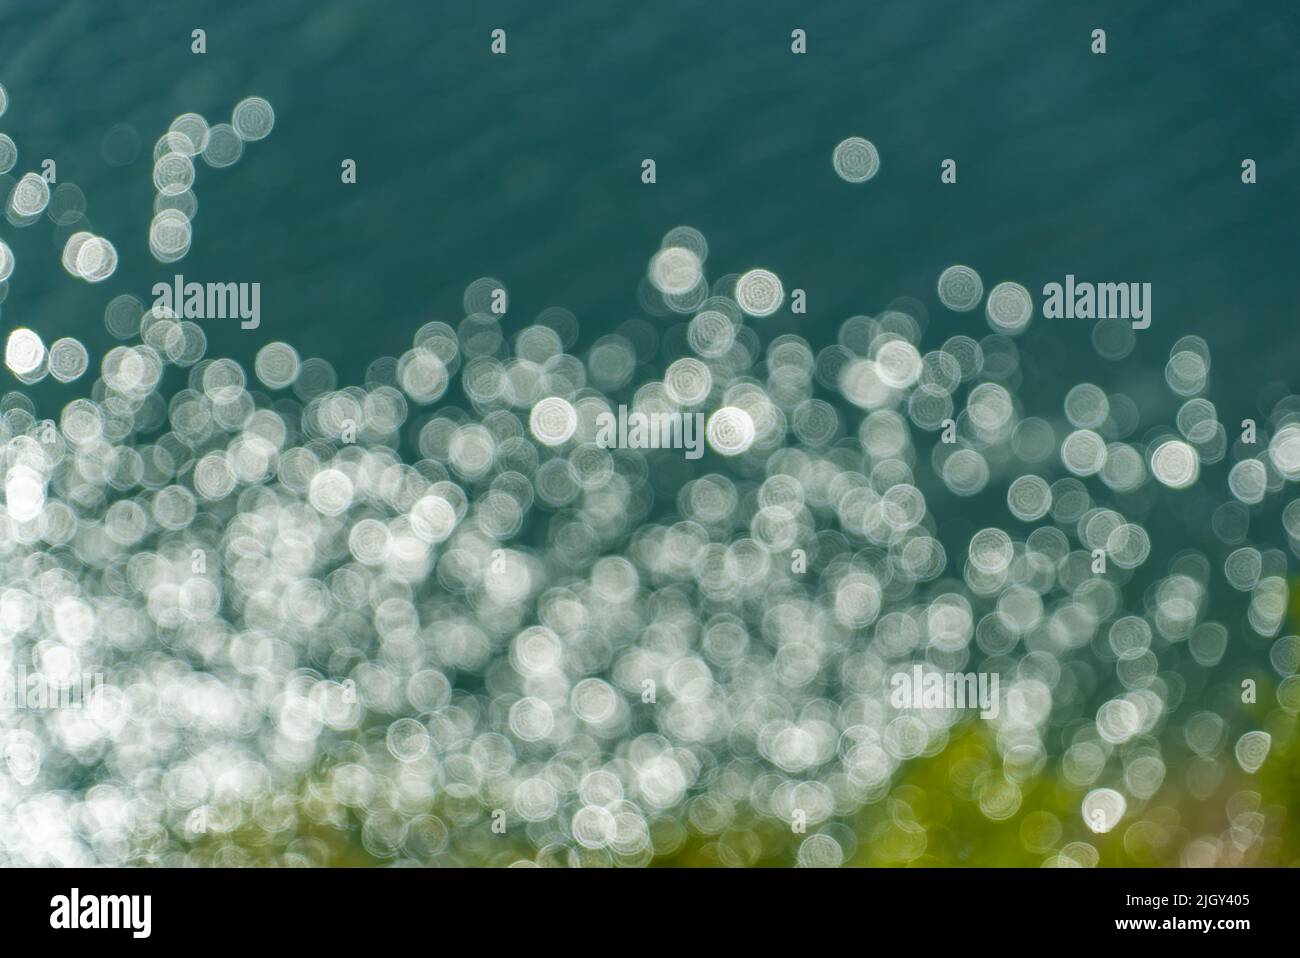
<box><xmin>2</xmin><ymin>0</ymin><xmax>1295</xmax><ymax>372</ymax></box>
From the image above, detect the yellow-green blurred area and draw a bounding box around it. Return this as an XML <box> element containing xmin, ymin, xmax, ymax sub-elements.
<box><xmin>166</xmin><ymin>697</ymin><xmax>1298</xmax><ymax>868</ymax></box>
<box><xmin>159</xmin><ymin>589</ymin><xmax>1300</xmax><ymax>867</ymax></box>
<box><xmin>162</xmin><ymin>595</ymin><xmax>1300</xmax><ymax>868</ymax></box>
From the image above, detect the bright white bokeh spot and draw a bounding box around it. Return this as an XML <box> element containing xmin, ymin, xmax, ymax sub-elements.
<box><xmin>648</xmin><ymin>247</ymin><xmax>703</xmax><ymax>296</ymax></box>
<box><xmin>735</xmin><ymin>269</ymin><xmax>784</xmax><ymax>318</ymax></box>
<box><xmin>1150</xmin><ymin>439</ymin><xmax>1199</xmax><ymax>489</ymax></box>
<box><xmin>529</xmin><ymin>397</ymin><xmax>578</xmax><ymax>446</ymax></box>
<box><xmin>707</xmin><ymin>406</ymin><xmax>755</xmax><ymax>455</ymax></box>
<box><xmin>5</xmin><ymin>327</ymin><xmax>45</xmax><ymax>375</ymax></box>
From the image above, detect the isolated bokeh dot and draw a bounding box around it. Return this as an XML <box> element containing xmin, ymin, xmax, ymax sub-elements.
<box><xmin>832</xmin><ymin>136</ymin><xmax>880</xmax><ymax>183</ymax></box>
<box><xmin>937</xmin><ymin>265</ymin><xmax>983</xmax><ymax>312</ymax></box>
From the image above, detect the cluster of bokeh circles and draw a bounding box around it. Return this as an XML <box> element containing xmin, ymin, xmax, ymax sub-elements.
<box><xmin>2</xmin><ymin>90</ymin><xmax>107</xmax><ymax>295</ymax></box>
<box><xmin>0</xmin><ymin>84</ymin><xmax>118</xmax><ymax>287</ymax></box>
<box><xmin>0</xmin><ymin>116</ymin><xmax>1294</xmax><ymax>868</ymax></box>
<box><xmin>150</xmin><ymin>96</ymin><xmax>274</xmax><ymax>265</ymax></box>
<box><xmin>0</xmin><ymin>87</ymin><xmax>278</xmax><ymax>395</ymax></box>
